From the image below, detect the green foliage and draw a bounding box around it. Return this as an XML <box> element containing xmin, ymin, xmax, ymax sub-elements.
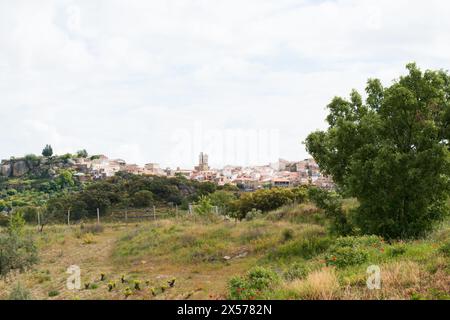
<box><xmin>439</xmin><ymin>241</ymin><xmax>450</xmax><ymax>256</ymax></box>
<box><xmin>325</xmin><ymin>246</ymin><xmax>368</xmax><ymax>268</ymax></box>
<box><xmin>24</xmin><ymin>154</ymin><xmax>40</xmax><ymax>166</ymax></box>
<box><xmin>306</xmin><ymin>64</ymin><xmax>450</xmax><ymax>239</ymax></box>
<box><xmin>15</xmin><ymin>206</ymin><xmax>39</xmax><ymax>223</ymax></box>
<box><xmin>42</xmin><ymin>145</ymin><xmax>53</xmax><ymax>157</ymax></box>
<box><xmin>131</xmin><ymin>190</ymin><xmax>154</xmax><ymax>208</ymax></box>
<box><xmin>245</xmin><ymin>209</ymin><xmax>263</xmax><ymax>221</ymax></box>
<box><xmin>207</xmin><ymin>191</ymin><xmax>236</xmax><ymax>215</ymax></box>
<box><xmin>76</xmin><ymin>149</ymin><xmax>88</xmax><ymax>158</ymax></box>
<box><xmin>48</xmin><ymin>290</ymin><xmax>60</xmax><ymax>297</ymax></box>
<box><xmin>0</xmin><ymin>214</ymin><xmax>9</xmax><ymax>227</ymax></box>
<box><xmin>283</xmin><ymin>262</ymin><xmax>309</xmax><ymax>281</ymax></box>
<box><xmin>308</xmin><ymin>187</ymin><xmax>354</xmax><ymax>235</ymax></box>
<box><xmin>8</xmin><ymin>282</ymin><xmax>33</xmax><ymax>300</ymax></box>
<box><xmin>194</xmin><ymin>196</ymin><xmax>214</xmax><ymax>216</ymax></box>
<box><xmin>234</xmin><ymin>187</ymin><xmax>305</xmax><ymax>218</ymax></box>
<box><xmin>269</xmin><ymin>234</ymin><xmax>331</xmax><ymax>260</ymax></box>
<box><xmin>55</xmin><ymin>170</ymin><xmax>75</xmax><ymax>188</ymax></box>
<box><xmin>8</xmin><ymin>212</ymin><xmax>26</xmax><ymax>236</ymax></box>
<box><xmin>387</xmin><ymin>244</ymin><xmax>407</xmax><ymax>257</ymax></box>
<box><xmin>228</xmin><ymin>267</ymin><xmax>279</xmax><ymax>300</ymax></box>
<box><xmin>0</xmin><ymin>233</ymin><xmax>38</xmax><ymax>277</ymax></box>
<box><xmin>282</xmin><ymin>228</ymin><xmax>295</xmax><ymax>242</ymax></box>
<box><xmin>323</xmin><ymin>236</ymin><xmax>378</xmax><ymax>268</ymax></box>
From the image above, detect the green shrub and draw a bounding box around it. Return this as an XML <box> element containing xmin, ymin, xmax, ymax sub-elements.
<box><xmin>333</xmin><ymin>235</ymin><xmax>382</xmax><ymax>248</ymax></box>
<box><xmin>283</xmin><ymin>262</ymin><xmax>309</xmax><ymax>281</ymax></box>
<box><xmin>0</xmin><ymin>222</ymin><xmax>38</xmax><ymax>277</ymax></box>
<box><xmin>439</xmin><ymin>242</ymin><xmax>450</xmax><ymax>257</ymax></box>
<box><xmin>324</xmin><ymin>236</ymin><xmax>375</xmax><ymax>268</ymax></box>
<box><xmin>228</xmin><ymin>267</ymin><xmax>279</xmax><ymax>300</ymax></box>
<box><xmin>0</xmin><ymin>214</ymin><xmax>9</xmax><ymax>227</ymax></box>
<box><xmin>245</xmin><ymin>209</ymin><xmax>263</xmax><ymax>221</ymax></box>
<box><xmin>8</xmin><ymin>282</ymin><xmax>33</xmax><ymax>300</ymax></box>
<box><xmin>325</xmin><ymin>246</ymin><xmax>368</xmax><ymax>268</ymax></box>
<box><xmin>282</xmin><ymin>229</ymin><xmax>295</xmax><ymax>242</ymax></box>
<box><xmin>387</xmin><ymin>244</ymin><xmax>407</xmax><ymax>257</ymax></box>
<box><xmin>270</xmin><ymin>236</ymin><xmax>331</xmax><ymax>260</ymax></box>
<box><xmin>48</xmin><ymin>290</ymin><xmax>60</xmax><ymax>297</ymax></box>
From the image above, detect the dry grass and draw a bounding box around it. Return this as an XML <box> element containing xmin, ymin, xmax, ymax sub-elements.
<box><xmin>283</xmin><ymin>268</ymin><xmax>340</xmax><ymax>300</ymax></box>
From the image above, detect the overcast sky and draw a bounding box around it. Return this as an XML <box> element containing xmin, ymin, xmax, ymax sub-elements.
<box><xmin>1</xmin><ymin>0</ymin><xmax>450</xmax><ymax>168</ymax></box>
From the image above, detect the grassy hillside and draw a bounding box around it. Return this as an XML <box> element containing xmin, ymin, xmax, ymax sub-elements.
<box><xmin>1</xmin><ymin>203</ymin><xmax>448</xmax><ymax>300</ymax></box>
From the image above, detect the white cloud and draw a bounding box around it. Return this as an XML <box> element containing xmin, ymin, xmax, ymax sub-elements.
<box><xmin>1</xmin><ymin>0</ymin><xmax>450</xmax><ymax>167</ymax></box>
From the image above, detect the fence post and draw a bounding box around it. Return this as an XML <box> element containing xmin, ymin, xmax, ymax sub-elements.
<box><xmin>97</xmin><ymin>208</ymin><xmax>100</xmax><ymax>225</ymax></box>
<box><xmin>125</xmin><ymin>209</ymin><xmax>128</xmax><ymax>223</ymax></box>
<box><xmin>67</xmin><ymin>209</ymin><xmax>70</xmax><ymax>226</ymax></box>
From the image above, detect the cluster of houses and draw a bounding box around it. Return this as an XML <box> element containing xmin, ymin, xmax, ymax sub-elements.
<box><xmin>73</xmin><ymin>152</ymin><xmax>334</xmax><ymax>190</ymax></box>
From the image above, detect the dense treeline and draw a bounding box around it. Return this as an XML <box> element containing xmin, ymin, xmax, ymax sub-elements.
<box><xmin>44</xmin><ymin>172</ymin><xmax>221</xmax><ymax>221</ymax></box>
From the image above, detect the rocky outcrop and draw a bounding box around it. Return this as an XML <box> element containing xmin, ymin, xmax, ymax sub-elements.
<box><xmin>0</xmin><ymin>159</ymin><xmax>31</xmax><ymax>177</ymax></box>
<box><xmin>12</xmin><ymin>160</ymin><xmax>30</xmax><ymax>177</ymax></box>
<box><xmin>0</xmin><ymin>158</ymin><xmax>58</xmax><ymax>178</ymax></box>
<box><xmin>0</xmin><ymin>162</ymin><xmax>12</xmax><ymax>176</ymax></box>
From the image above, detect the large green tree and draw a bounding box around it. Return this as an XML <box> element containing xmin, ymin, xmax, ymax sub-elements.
<box><xmin>306</xmin><ymin>63</ymin><xmax>450</xmax><ymax>239</ymax></box>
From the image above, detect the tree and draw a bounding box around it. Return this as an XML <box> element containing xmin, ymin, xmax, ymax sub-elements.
<box><xmin>194</xmin><ymin>196</ymin><xmax>214</xmax><ymax>216</ymax></box>
<box><xmin>305</xmin><ymin>63</ymin><xmax>450</xmax><ymax>239</ymax></box>
<box><xmin>131</xmin><ymin>190</ymin><xmax>154</xmax><ymax>208</ymax></box>
<box><xmin>76</xmin><ymin>149</ymin><xmax>88</xmax><ymax>158</ymax></box>
<box><xmin>55</xmin><ymin>170</ymin><xmax>75</xmax><ymax>189</ymax></box>
<box><xmin>208</xmin><ymin>191</ymin><xmax>236</xmax><ymax>215</ymax></box>
<box><xmin>42</xmin><ymin>144</ymin><xmax>53</xmax><ymax>157</ymax></box>
<box><xmin>0</xmin><ymin>212</ymin><xmax>38</xmax><ymax>277</ymax></box>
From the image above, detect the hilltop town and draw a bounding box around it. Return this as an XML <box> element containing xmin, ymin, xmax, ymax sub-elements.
<box><xmin>0</xmin><ymin>151</ymin><xmax>333</xmax><ymax>191</ymax></box>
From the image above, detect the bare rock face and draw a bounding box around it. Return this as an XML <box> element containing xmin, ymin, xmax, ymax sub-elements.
<box><xmin>12</xmin><ymin>160</ymin><xmax>30</xmax><ymax>177</ymax></box>
<box><xmin>0</xmin><ymin>163</ymin><xmax>12</xmax><ymax>176</ymax></box>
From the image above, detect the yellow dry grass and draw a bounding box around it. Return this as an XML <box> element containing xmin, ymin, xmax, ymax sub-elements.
<box><xmin>284</xmin><ymin>267</ymin><xmax>340</xmax><ymax>300</ymax></box>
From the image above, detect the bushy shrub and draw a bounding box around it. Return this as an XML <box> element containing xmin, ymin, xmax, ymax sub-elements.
<box><xmin>270</xmin><ymin>236</ymin><xmax>331</xmax><ymax>260</ymax></box>
<box><xmin>439</xmin><ymin>241</ymin><xmax>450</xmax><ymax>257</ymax></box>
<box><xmin>0</xmin><ymin>212</ymin><xmax>38</xmax><ymax>277</ymax></box>
<box><xmin>281</xmin><ymin>228</ymin><xmax>295</xmax><ymax>242</ymax></box>
<box><xmin>307</xmin><ymin>187</ymin><xmax>354</xmax><ymax>236</ymax></box>
<box><xmin>131</xmin><ymin>190</ymin><xmax>154</xmax><ymax>208</ymax></box>
<box><xmin>236</xmin><ymin>188</ymin><xmax>298</xmax><ymax>215</ymax></box>
<box><xmin>324</xmin><ymin>236</ymin><xmax>375</xmax><ymax>268</ymax></box>
<box><xmin>48</xmin><ymin>290</ymin><xmax>59</xmax><ymax>297</ymax></box>
<box><xmin>8</xmin><ymin>282</ymin><xmax>33</xmax><ymax>300</ymax></box>
<box><xmin>387</xmin><ymin>244</ymin><xmax>407</xmax><ymax>257</ymax></box>
<box><xmin>0</xmin><ymin>214</ymin><xmax>9</xmax><ymax>227</ymax></box>
<box><xmin>228</xmin><ymin>267</ymin><xmax>279</xmax><ymax>300</ymax></box>
<box><xmin>333</xmin><ymin>235</ymin><xmax>382</xmax><ymax>248</ymax></box>
<box><xmin>325</xmin><ymin>246</ymin><xmax>368</xmax><ymax>268</ymax></box>
<box><xmin>245</xmin><ymin>209</ymin><xmax>263</xmax><ymax>221</ymax></box>
<box><xmin>0</xmin><ymin>234</ymin><xmax>38</xmax><ymax>277</ymax></box>
<box><xmin>283</xmin><ymin>262</ymin><xmax>309</xmax><ymax>281</ymax></box>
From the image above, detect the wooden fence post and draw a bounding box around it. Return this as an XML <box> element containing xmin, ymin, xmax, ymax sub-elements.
<box><xmin>97</xmin><ymin>208</ymin><xmax>100</xmax><ymax>224</ymax></box>
<box><xmin>67</xmin><ymin>210</ymin><xmax>70</xmax><ymax>226</ymax></box>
